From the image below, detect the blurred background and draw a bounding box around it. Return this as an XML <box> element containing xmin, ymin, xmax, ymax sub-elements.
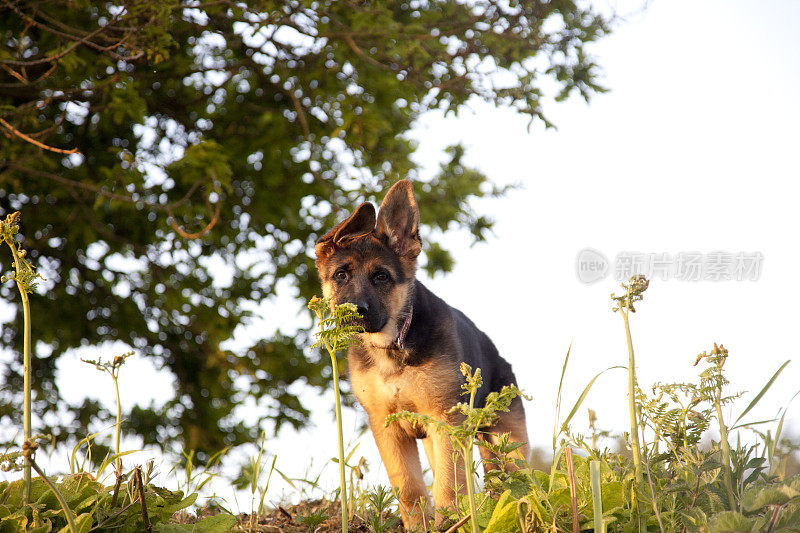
<box><xmin>1</xmin><ymin>0</ymin><xmax>798</xmax><ymax>510</ymax></box>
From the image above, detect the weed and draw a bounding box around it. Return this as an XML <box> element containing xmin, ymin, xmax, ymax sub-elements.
<box><xmin>308</xmin><ymin>296</ymin><xmax>363</xmax><ymax>533</ymax></box>
<box><xmin>612</xmin><ymin>274</ymin><xmax>649</xmax><ymax>532</ymax></box>
<box><xmin>1</xmin><ymin>212</ymin><xmax>42</xmax><ymax>503</ymax></box>
<box><xmin>364</xmin><ymin>485</ymin><xmax>401</xmax><ymax>532</ymax></box>
<box><xmin>82</xmin><ymin>350</ymin><xmax>134</xmax><ymax>505</ymax></box>
<box><xmin>295</xmin><ymin>508</ymin><xmax>330</xmax><ymax>529</ymax></box>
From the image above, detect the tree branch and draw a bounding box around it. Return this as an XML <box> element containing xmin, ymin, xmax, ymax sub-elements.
<box><xmin>0</xmin><ymin>118</ymin><xmax>79</xmax><ymax>154</ymax></box>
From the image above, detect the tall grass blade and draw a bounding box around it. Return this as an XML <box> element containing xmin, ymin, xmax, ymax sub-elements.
<box><xmin>257</xmin><ymin>455</ymin><xmax>278</xmax><ymax>516</ymax></box>
<box><xmin>561</xmin><ymin>366</ymin><xmax>626</xmax><ymax>433</ymax></box>
<box><xmin>553</xmin><ymin>343</ymin><xmax>573</xmax><ymax>452</ymax></box>
<box><xmin>733</xmin><ymin>360</ymin><xmax>790</xmax><ymax>427</ymax></box>
<box><xmin>769</xmin><ymin>390</ymin><xmax>799</xmax><ymax>474</ymax></box>
<box><xmin>731</xmin><ymin>418</ymin><xmax>778</xmax><ymax>431</ymax></box>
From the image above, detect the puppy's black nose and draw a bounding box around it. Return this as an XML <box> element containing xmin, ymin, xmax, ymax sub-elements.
<box><xmin>354</xmin><ymin>301</ymin><xmax>369</xmax><ymax>318</ymax></box>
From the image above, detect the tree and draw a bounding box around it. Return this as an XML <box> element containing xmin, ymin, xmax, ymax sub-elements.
<box><xmin>0</xmin><ymin>0</ymin><xmax>609</xmax><ymax>457</ymax></box>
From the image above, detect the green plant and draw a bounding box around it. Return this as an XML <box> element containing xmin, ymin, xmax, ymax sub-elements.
<box><xmin>81</xmin><ymin>350</ymin><xmax>134</xmax><ymax>506</ymax></box>
<box><xmin>295</xmin><ymin>509</ymin><xmax>330</xmax><ymax>529</ymax></box>
<box><xmin>365</xmin><ymin>485</ymin><xmax>401</xmax><ymax>533</ymax></box>
<box><xmin>230</xmin><ymin>431</ymin><xmax>277</xmax><ymax>531</ymax></box>
<box><xmin>699</xmin><ymin>343</ymin><xmax>739</xmax><ymax>510</ymax></box>
<box><xmin>308</xmin><ymin>296</ymin><xmax>364</xmax><ymax>533</ymax></box>
<box><xmin>331</xmin><ymin>433</ymin><xmax>370</xmax><ymax>520</ymax></box>
<box><xmin>171</xmin><ymin>447</ymin><xmax>228</xmax><ymax>503</ymax></box>
<box><xmin>611</xmin><ymin>274</ymin><xmax>650</xmax><ymax>532</ymax></box>
<box><xmin>1</xmin><ymin>435</ymin><xmax>80</xmax><ymax>533</ymax></box>
<box><xmin>0</xmin><ymin>211</ymin><xmax>41</xmax><ymax>503</ymax></box>
<box><xmin>0</xmin><ymin>212</ymin><xmax>80</xmax><ymax>531</ymax></box>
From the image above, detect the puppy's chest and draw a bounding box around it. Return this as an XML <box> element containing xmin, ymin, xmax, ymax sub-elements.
<box><xmin>350</xmin><ymin>351</ymin><xmax>452</xmax><ymax>419</ymax></box>
<box><xmin>352</xmin><ymin>365</ymin><xmax>421</xmax><ymax>414</ymax></box>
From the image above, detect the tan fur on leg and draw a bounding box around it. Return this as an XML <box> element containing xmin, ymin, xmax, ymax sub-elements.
<box><xmin>422</xmin><ymin>434</ymin><xmax>436</xmax><ymax>477</ymax></box>
<box><xmin>370</xmin><ymin>420</ymin><xmax>430</xmax><ymax>529</ymax></box>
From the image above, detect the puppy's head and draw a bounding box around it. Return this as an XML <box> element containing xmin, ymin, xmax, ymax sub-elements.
<box><xmin>315</xmin><ymin>180</ymin><xmax>421</xmax><ymax>342</ymax></box>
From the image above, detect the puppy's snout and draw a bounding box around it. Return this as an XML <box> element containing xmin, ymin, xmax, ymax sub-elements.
<box><xmin>353</xmin><ymin>300</ymin><xmax>370</xmax><ymax>318</ymax></box>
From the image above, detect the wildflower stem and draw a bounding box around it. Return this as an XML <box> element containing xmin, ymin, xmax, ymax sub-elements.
<box><xmin>323</xmin><ymin>333</ymin><xmax>348</xmax><ymax>533</ymax></box>
<box><xmin>112</xmin><ymin>370</ymin><xmax>123</xmax><ymax>506</ymax></box>
<box><xmin>463</xmin><ymin>441</ymin><xmax>479</xmax><ymax>533</ymax></box>
<box><xmin>114</xmin><ymin>373</ymin><xmax>122</xmax><ymax>469</ymax></box>
<box><xmin>7</xmin><ymin>236</ymin><xmax>32</xmax><ymax>503</ymax></box>
<box><xmin>464</xmin><ymin>380</ymin><xmax>480</xmax><ymax>533</ymax></box>
<box><xmin>30</xmin><ymin>457</ymin><xmax>78</xmax><ymax>533</ymax></box>
<box><xmin>620</xmin><ymin>305</ymin><xmax>645</xmax><ymax>532</ymax></box>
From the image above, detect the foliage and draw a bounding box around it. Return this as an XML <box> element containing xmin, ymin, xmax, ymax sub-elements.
<box><xmin>0</xmin><ymin>0</ymin><xmax>611</xmax><ymax>456</ymax></box>
<box><xmin>0</xmin><ymin>448</ymin><xmax>242</xmax><ymax>533</ymax></box>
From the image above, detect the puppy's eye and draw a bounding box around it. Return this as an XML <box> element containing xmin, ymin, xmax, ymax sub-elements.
<box><xmin>334</xmin><ymin>270</ymin><xmax>349</xmax><ymax>281</ymax></box>
<box><xmin>372</xmin><ymin>271</ymin><xmax>390</xmax><ymax>283</ymax></box>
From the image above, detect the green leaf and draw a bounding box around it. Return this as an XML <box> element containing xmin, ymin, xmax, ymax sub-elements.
<box><xmin>682</xmin><ymin>507</ymin><xmax>709</xmax><ymax>533</ymax></box>
<box><xmin>56</xmin><ymin>513</ymin><xmax>92</xmax><ymax>533</ymax></box>
<box><xmin>29</xmin><ymin>519</ymin><xmax>52</xmax><ymax>533</ymax></box>
<box><xmin>0</xmin><ymin>513</ymin><xmax>29</xmax><ymax>531</ymax></box>
<box><xmin>484</xmin><ymin>490</ymin><xmax>518</xmax><ymax>533</ymax></box>
<box><xmin>156</xmin><ymin>492</ymin><xmax>198</xmax><ymax>520</ymax></box>
<box><xmin>195</xmin><ymin>513</ymin><xmax>237</xmax><ymax>532</ymax></box>
<box><xmin>153</xmin><ymin>513</ymin><xmax>236</xmax><ymax>533</ymax></box>
<box><xmin>741</xmin><ymin>484</ymin><xmax>800</xmax><ymax>512</ymax></box>
<box><xmin>709</xmin><ymin>511</ymin><xmax>755</xmax><ymax>533</ymax></box>
<box><xmin>601</xmin><ymin>481</ymin><xmax>625</xmax><ymax>513</ymax></box>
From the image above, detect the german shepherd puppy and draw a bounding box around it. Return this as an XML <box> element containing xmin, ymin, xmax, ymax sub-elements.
<box><xmin>315</xmin><ymin>180</ymin><xmax>529</xmax><ymax>529</ymax></box>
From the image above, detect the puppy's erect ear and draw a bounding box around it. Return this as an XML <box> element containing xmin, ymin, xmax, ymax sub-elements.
<box><xmin>375</xmin><ymin>179</ymin><xmax>421</xmax><ymax>258</ymax></box>
<box><xmin>315</xmin><ymin>202</ymin><xmax>376</xmax><ymax>259</ymax></box>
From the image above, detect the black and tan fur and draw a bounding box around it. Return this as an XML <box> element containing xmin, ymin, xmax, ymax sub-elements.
<box><xmin>315</xmin><ymin>180</ymin><xmax>529</xmax><ymax>529</ymax></box>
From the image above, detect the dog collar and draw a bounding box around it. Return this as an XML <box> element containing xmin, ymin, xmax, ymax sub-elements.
<box><xmin>395</xmin><ymin>305</ymin><xmax>413</xmax><ymax>350</ymax></box>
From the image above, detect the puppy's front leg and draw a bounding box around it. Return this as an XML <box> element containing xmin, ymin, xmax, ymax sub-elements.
<box><xmin>371</xmin><ymin>419</ymin><xmax>430</xmax><ymax>530</ymax></box>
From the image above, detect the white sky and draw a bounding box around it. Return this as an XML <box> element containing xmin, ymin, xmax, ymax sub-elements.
<box><xmin>7</xmin><ymin>0</ymin><xmax>799</xmax><ymax>512</ymax></box>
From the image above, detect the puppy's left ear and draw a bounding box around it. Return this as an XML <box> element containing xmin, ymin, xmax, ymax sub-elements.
<box><xmin>315</xmin><ymin>202</ymin><xmax>376</xmax><ymax>260</ymax></box>
<box><xmin>376</xmin><ymin>179</ymin><xmax>421</xmax><ymax>258</ymax></box>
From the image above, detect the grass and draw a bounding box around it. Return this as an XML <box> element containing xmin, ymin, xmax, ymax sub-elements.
<box><xmin>1</xmin><ymin>208</ymin><xmax>799</xmax><ymax>532</ymax></box>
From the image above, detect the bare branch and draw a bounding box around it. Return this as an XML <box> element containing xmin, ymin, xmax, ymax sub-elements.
<box><xmin>0</xmin><ymin>117</ymin><xmax>80</xmax><ymax>154</ymax></box>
